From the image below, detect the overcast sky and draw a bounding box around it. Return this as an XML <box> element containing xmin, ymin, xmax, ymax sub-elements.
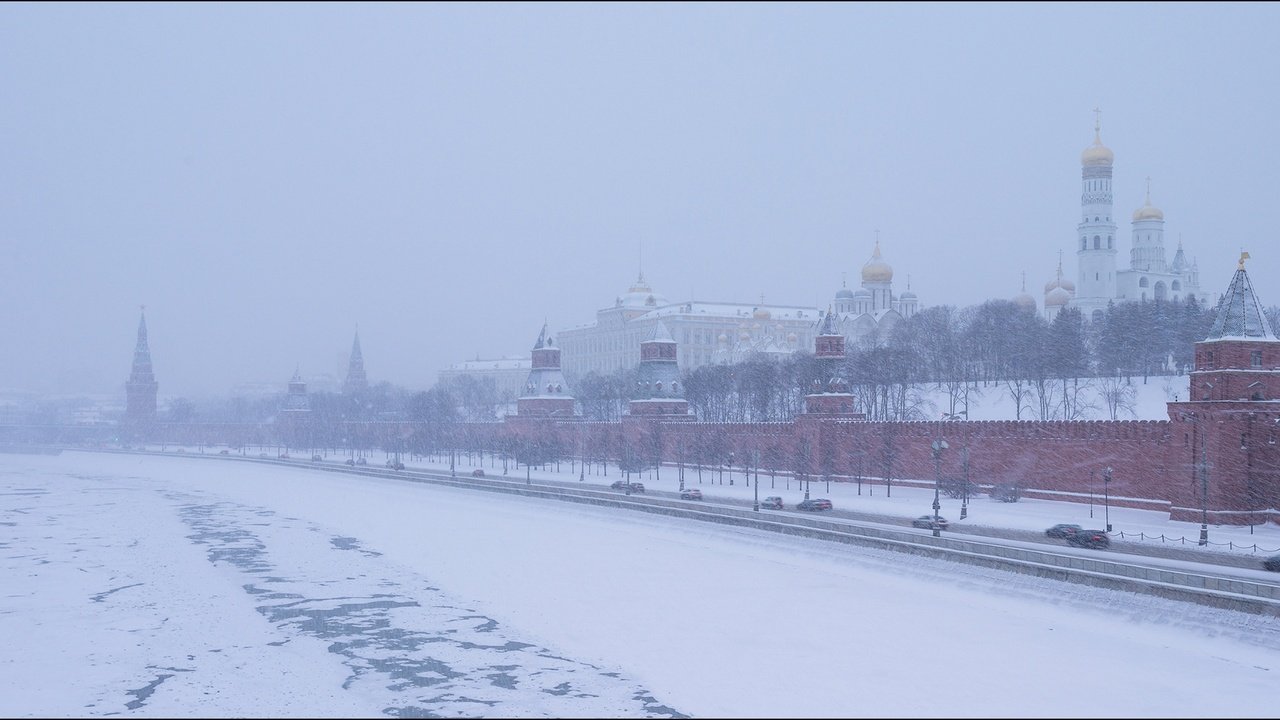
<box><xmin>3</xmin><ymin>2</ymin><xmax>1278</xmax><ymax>398</ymax></box>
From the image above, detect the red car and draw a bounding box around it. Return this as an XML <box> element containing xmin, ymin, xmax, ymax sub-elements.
<box><xmin>797</xmin><ymin>498</ymin><xmax>833</xmax><ymax>511</ymax></box>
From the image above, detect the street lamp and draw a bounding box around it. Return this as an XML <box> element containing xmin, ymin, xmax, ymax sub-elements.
<box><xmin>751</xmin><ymin>448</ymin><xmax>760</xmax><ymax>511</ymax></box>
<box><xmin>1102</xmin><ymin>466</ymin><xmax>1112</xmax><ymax>533</ymax></box>
<box><xmin>930</xmin><ymin>439</ymin><xmax>948</xmax><ymax>537</ymax></box>
<box><xmin>1198</xmin><ymin>435</ymin><xmax>1209</xmax><ymax>546</ymax></box>
<box><xmin>960</xmin><ymin>446</ymin><xmax>970</xmax><ymax>520</ymax></box>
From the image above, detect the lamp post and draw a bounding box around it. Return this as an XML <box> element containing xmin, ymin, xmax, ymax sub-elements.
<box><xmin>960</xmin><ymin>446</ymin><xmax>970</xmax><ymax>520</ymax></box>
<box><xmin>1198</xmin><ymin>435</ymin><xmax>1209</xmax><ymax>546</ymax></box>
<box><xmin>1102</xmin><ymin>466</ymin><xmax>1112</xmax><ymax>533</ymax></box>
<box><xmin>751</xmin><ymin>448</ymin><xmax>760</xmax><ymax>509</ymax></box>
<box><xmin>930</xmin><ymin>439</ymin><xmax>948</xmax><ymax>537</ymax></box>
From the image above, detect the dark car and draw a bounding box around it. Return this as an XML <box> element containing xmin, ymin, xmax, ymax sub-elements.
<box><xmin>355</xmin><ymin>457</ymin><xmax>368</xmax><ymax>466</ymax></box>
<box><xmin>1067</xmin><ymin>529</ymin><xmax>1111</xmax><ymax>549</ymax></box>
<box><xmin>345</xmin><ymin>458</ymin><xmax>356</xmax><ymax>466</ymax></box>
<box><xmin>471</xmin><ymin>469</ymin><xmax>486</xmax><ymax>478</ymax></box>
<box><xmin>680</xmin><ymin>488</ymin><xmax>703</xmax><ymax>500</ymax></box>
<box><xmin>386</xmin><ymin>460</ymin><xmax>405</xmax><ymax>470</ymax></box>
<box><xmin>1262</xmin><ymin>555</ymin><xmax>1280</xmax><ymax>572</ymax></box>
<box><xmin>761</xmin><ymin>496</ymin><xmax>784</xmax><ymax>510</ymax></box>
<box><xmin>797</xmin><ymin>498</ymin><xmax>833</xmax><ymax>511</ymax></box>
<box><xmin>311</xmin><ymin>454</ymin><xmax>323</xmax><ymax>462</ymax></box>
<box><xmin>913</xmin><ymin>515</ymin><xmax>949</xmax><ymax>530</ymax></box>
<box><xmin>610</xmin><ymin>480</ymin><xmax>645</xmax><ymax>493</ymax></box>
<box><xmin>1045</xmin><ymin>523</ymin><xmax>1083</xmax><ymax>539</ymax></box>
<box><xmin>218</xmin><ymin>449</ymin><xmax>230</xmax><ymax>456</ymax></box>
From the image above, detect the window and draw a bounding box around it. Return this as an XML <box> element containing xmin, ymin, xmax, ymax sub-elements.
<box><xmin>1081</xmin><ymin>237</ymin><xmax>1087</xmax><ymax>250</ymax></box>
<box><xmin>1172</xmin><ymin>281</ymin><xmax>1181</xmax><ymax>291</ymax></box>
<box><xmin>1108</xmin><ymin>236</ymin><xmax>1113</xmax><ymax>249</ymax></box>
<box><xmin>1094</xmin><ymin>235</ymin><xmax>1101</xmax><ymax>249</ymax></box>
<box><xmin>1139</xmin><ymin>277</ymin><xmax>1149</xmax><ymax>288</ymax></box>
<box><xmin>1241</xmin><ymin>434</ymin><xmax>1248</xmax><ymax>450</ymax></box>
<box><xmin>1252</xmin><ymin>350</ymin><xmax>1262</xmax><ymax>368</ymax></box>
<box><xmin>1206</xmin><ymin>351</ymin><xmax>1214</xmax><ymax>369</ymax></box>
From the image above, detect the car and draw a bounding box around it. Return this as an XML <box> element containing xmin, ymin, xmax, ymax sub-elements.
<box><xmin>797</xmin><ymin>498</ymin><xmax>833</xmax><ymax>511</ymax></box>
<box><xmin>913</xmin><ymin>515</ymin><xmax>949</xmax><ymax>530</ymax></box>
<box><xmin>311</xmin><ymin>454</ymin><xmax>323</xmax><ymax>462</ymax></box>
<box><xmin>610</xmin><ymin>480</ymin><xmax>629</xmax><ymax>490</ymax></box>
<box><xmin>1045</xmin><ymin>523</ymin><xmax>1082</xmax><ymax>539</ymax></box>
<box><xmin>1067</xmin><ymin>529</ymin><xmax>1111</xmax><ymax>549</ymax></box>
<box><xmin>345</xmin><ymin>458</ymin><xmax>356</xmax><ymax>466</ymax></box>
<box><xmin>610</xmin><ymin>480</ymin><xmax>645</xmax><ymax>493</ymax></box>
<box><xmin>355</xmin><ymin>457</ymin><xmax>368</xmax><ymax>466</ymax></box>
<box><xmin>761</xmin><ymin>496</ymin><xmax>784</xmax><ymax>509</ymax></box>
<box><xmin>1262</xmin><ymin>554</ymin><xmax>1280</xmax><ymax>572</ymax></box>
<box><xmin>386</xmin><ymin>460</ymin><xmax>405</xmax><ymax>470</ymax></box>
<box><xmin>277</xmin><ymin>453</ymin><xmax>289</xmax><ymax>459</ymax></box>
<box><xmin>471</xmin><ymin>469</ymin><xmax>486</xmax><ymax>477</ymax></box>
<box><xmin>680</xmin><ymin>488</ymin><xmax>703</xmax><ymax>500</ymax></box>
<box><xmin>218</xmin><ymin>449</ymin><xmax>230</xmax><ymax>456</ymax></box>
<box><xmin>258</xmin><ymin>453</ymin><xmax>269</xmax><ymax>459</ymax></box>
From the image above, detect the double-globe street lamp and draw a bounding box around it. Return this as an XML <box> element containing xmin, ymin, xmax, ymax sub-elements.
<box><xmin>930</xmin><ymin>439</ymin><xmax>948</xmax><ymax>537</ymax></box>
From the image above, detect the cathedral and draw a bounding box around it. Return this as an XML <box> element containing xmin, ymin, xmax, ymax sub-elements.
<box><xmin>1042</xmin><ymin>114</ymin><xmax>1202</xmax><ymax>321</ymax></box>
<box><xmin>828</xmin><ymin>238</ymin><xmax>920</xmax><ymax>345</ymax></box>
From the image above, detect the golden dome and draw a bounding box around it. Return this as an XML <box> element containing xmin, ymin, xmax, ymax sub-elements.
<box><xmin>1132</xmin><ymin>183</ymin><xmax>1163</xmax><ymax>221</ymax></box>
<box><xmin>861</xmin><ymin>240</ymin><xmax>893</xmax><ymax>283</ymax></box>
<box><xmin>753</xmin><ymin>307</ymin><xmax>771</xmax><ymax>320</ymax></box>
<box><xmin>1081</xmin><ymin>124</ymin><xmax>1113</xmax><ymax>167</ymax></box>
<box><xmin>1013</xmin><ymin>292</ymin><xmax>1037</xmax><ymax>311</ymax></box>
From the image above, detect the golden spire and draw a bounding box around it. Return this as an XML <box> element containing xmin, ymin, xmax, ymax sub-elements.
<box><xmin>1239</xmin><ymin>251</ymin><xmax>1251</xmax><ymax>270</ymax></box>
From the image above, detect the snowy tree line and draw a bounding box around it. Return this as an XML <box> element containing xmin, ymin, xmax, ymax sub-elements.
<box><xmin>158</xmin><ymin>298</ymin><xmax>1277</xmax><ymax>428</ymax></box>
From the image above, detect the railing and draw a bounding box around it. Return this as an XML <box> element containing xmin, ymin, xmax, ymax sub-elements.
<box><xmin>1114</xmin><ymin>530</ymin><xmax>1280</xmax><ymax>554</ymax></box>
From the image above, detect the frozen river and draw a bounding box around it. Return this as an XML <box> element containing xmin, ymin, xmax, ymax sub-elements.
<box><xmin>4</xmin><ymin>451</ymin><xmax>1280</xmax><ymax>718</ymax></box>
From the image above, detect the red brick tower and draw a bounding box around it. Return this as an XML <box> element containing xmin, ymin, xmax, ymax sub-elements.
<box><xmin>517</xmin><ymin>323</ymin><xmax>576</xmax><ymax>418</ymax></box>
<box><xmin>804</xmin><ymin>308</ymin><xmax>860</xmax><ymax>416</ymax></box>
<box><xmin>1168</xmin><ymin>253</ymin><xmax>1280</xmax><ymax>527</ymax></box>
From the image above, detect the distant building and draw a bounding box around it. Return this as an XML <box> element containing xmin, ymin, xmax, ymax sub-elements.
<box><xmin>557</xmin><ymin>273</ymin><xmax>821</xmax><ymax>378</ymax></box>
<box><xmin>342</xmin><ymin>330</ymin><xmax>369</xmax><ymax>396</ymax></box>
<box><xmin>1049</xmin><ymin>113</ymin><xmax>1203</xmax><ymax>321</ymax></box>
<box><xmin>437</xmin><ymin>355</ymin><xmax>531</xmax><ymax>410</ymax></box>
<box><xmin>124</xmin><ymin>308</ymin><xmax>158</xmax><ymax>424</ymax></box>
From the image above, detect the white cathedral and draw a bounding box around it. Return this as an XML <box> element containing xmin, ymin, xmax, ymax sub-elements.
<box><xmin>1040</xmin><ymin>115</ymin><xmax>1202</xmax><ymax>321</ymax></box>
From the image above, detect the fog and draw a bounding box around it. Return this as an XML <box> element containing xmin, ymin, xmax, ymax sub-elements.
<box><xmin>2</xmin><ymin>3</ymin><xmax>1277</xmax><ymax>398</ymax></box>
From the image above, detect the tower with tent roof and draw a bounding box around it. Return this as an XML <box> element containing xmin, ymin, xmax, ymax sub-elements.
<box><xmin>1167</xmin><ymin>253</ymin><xmax>1280</xmax><ymax>525</ymax></box>
<box><xmin>125</xmin><ymin>307</ymin><xmax>158</xmax><ymax>425</ymax></box>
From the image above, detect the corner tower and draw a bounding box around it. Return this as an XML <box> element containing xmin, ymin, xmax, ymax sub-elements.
<box><xmin>125</xmin><ymin>307</ymin><xmax>158</xmax><ymax>423</ymax></box>
<box><xmin>1074</xmin><ymin>109</ymin><xmax>1118</xmax><ymax>321</ymax></box>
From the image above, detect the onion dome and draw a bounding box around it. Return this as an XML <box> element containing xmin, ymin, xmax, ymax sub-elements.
<box><xmin>1044</xmin><ymin>254</ymin><xmax>1075</xmax><ymax>294</ymax></box>
<box><xmin>753</xmin><ymin>307</ymin><xmax>771</xmax><ymax>320</ymax></box>
<box><xmin>836</xmin><ymin>286</ymin><xmax>854</xmax><ymax>299</ymax></box>
<box><xmin>1013</xmin><ymin>272</ymin><xmax>1036</xmax><ymax>312</ymax></box>
<box><xmin>1045</xmin><ymin>286</ymin><xmax>1071</xmax><ymax>308</ymax></box>
<box><xmin>1081</xmin><ymin>120</ymin><xmax>1114</xmax><ymax>167</ymax></box>
<box><xmin>861</xmin><ymin>240</ymin><xmax>893</xmax><ymax>283</ymax></box>
<box><xmin>1132</xmin><ymin>181</ymin><xmax>1164</xmax><ymax>221</ymax></box>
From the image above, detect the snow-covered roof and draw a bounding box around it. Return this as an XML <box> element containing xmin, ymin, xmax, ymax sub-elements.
<box><xmin>445</xmin><ymin>357</ymin><xmax>531</xmax><ymax>371</ymax></box>
<box><xmin>1206</xmin><ymin>266</ymin><xmax>1277</xmax><ymax>342</ymax></box>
